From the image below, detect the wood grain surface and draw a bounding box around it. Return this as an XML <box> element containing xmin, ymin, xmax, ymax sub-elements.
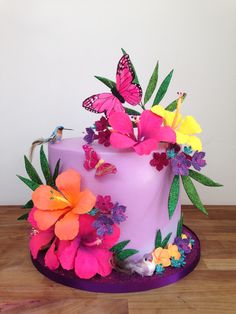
<box><xmin>0</xmin><ymin>205</ymin><xmax>236</xmax><ymax>314</ymax></box>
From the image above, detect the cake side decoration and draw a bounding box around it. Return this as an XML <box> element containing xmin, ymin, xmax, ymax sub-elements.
<box><xmin>17</xmin><ymin>50</ymin><xmax>223</xmax><ymax>291</ymax></box>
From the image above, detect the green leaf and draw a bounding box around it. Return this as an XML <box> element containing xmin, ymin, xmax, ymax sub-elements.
<box><xmin>124</xmin><ymin>107</ymin><xmax>141</xmax><ymax>116</ymax></box>
<box><xmin>144</xmin><ymin>62</ymin><xmax>159</xmax><ymax>104</ymax></box>
<box><xmin>155</xmin><ymin>230</ymin><xmax>162</xmax><ymax>248</ymax></box>
<box><xmin>24</xmin><ymin>155</ymin><xmax>43</xmax><ymax>184</ymax></box>
<box><xmin>40</xmin><ymin>146</ymin><xmax>54</xmax><ymax>186</ymax></box>
<box><xmin>94</xmin><ymin>76</ymin><xmax>116</xmax><ymax>89</ymax></box>
<box><xmin>22</xmin><ymin>199</ymin><xmax>34</xmax><ymax>209</ymax></box>
<box><xmin>152</xmin><ymin>69</ymin><xmax>174</xmax><ymax>106</ymax></box>
<box><xmin>110</xmin><ymin>240</ymin><xmax>130</xmax><ymax>253</ymax></box>
<box><xmin>17</xmin><ymin>213</ymin><xmax>29</xmax><ymax>221</ymax></box>
<box><xmin>121</xmin><ymin>48</ymin><xmax>139</xmax><ymax>84</ymax></box>
<box><xmin>161</xmin><ymin>232</ymin><xmax>172</xmax><ymax>248</ymax></box>
<box><xmin>189</xmin><ymin>169</ymin><xmax>223</xmax><ymax>187</ymax></box>
<box><xmin>165</xmin><ymin>93</ymin><xmax>187</xmax><ymax>112</ymax></box>
<box><xmin>17</xmin><ymin>175</ymin><xmax>40</xmax><ymax>191</ymax></box>
<box><xmin>177</xmin><ymin>214</ymin><xmax>184</xmax><ymax>237</ymax></box>
<box><xmin>182</xmin><ymin>175</ymin><xmax>208</xmax><ymax>215</ymax></box>
<box><xmin>53</xmin><ymin>159</ymin><xmax>61</xmax><ymax>183</ymax></box>
<box><xmin>116</xmin><ymin>249</ymin><xmax>139</xmax><ymax>261</ymax></box>
<box><xmin>168</xmin><ymin>175</ymin><xmax>180</xmax><ymax>219</ymax></box>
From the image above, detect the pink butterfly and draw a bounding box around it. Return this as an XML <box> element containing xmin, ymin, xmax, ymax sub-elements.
<box><xmin>82</xmin><ymin>145</ymin><xmax>117</xmax><ymax>176</ymax></box>
<box><xmin>109</xmin><ymin>110</ymin><xmax>176</xmax><ymax>155</ymax></box>
<box><xmin>82</xmin><ymin>54</ymin><xmax>142</xmax><ymax>117</ymax></box>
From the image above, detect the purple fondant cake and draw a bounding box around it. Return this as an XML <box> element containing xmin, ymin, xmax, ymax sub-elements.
<box><xmin>17</xmin><ymin>50</ymin><xmax>222</xmax><ymax>289</ymax></box>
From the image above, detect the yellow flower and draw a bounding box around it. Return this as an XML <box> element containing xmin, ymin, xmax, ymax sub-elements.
<box><xmin>151</xmin><ymin>105</ymin><xmax>202</xmax><ymax>151</ymax></box>
<box><xmin>181</xmin><ymin>233</ymin><xmax>188</xmax><ymax>239</ymax></box>
<box><xmin>152</xmin><ymin>247</ymin><xmax>171</xmax><ymax>267</ymax></box>
<box><xmin>167</xmin><ymin>244</ymin><xmax>181</xmax><ymax>260</ymax></box>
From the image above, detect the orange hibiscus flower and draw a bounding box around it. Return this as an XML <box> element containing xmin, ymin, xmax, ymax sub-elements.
<box><xmin>32</xmin><ymin>169</ymin><xmax>96</xmax><ymax>240</ymax></box>
<box><xmin>152</xmin><ymin>247</ymin><xmax>171</xmax><ymax>267</ymax></box>
<box><xmin>167</xmin><ymin>244</ymin><xmax>181</xmax><ymax>260</ymax></box>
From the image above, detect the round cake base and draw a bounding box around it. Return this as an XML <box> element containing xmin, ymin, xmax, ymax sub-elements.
<box><xmin>31</xmin><ymin>225</ymin><xmax>200</xmax><ymax>293</ymax></box>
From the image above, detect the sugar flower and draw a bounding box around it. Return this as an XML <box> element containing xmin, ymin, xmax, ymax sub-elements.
<box><xmin>93</xmin><ymin>215</ymin><xmax>114</xmax><ymax>237</ymax></box>
<box><xmin>32</xmin><ymin>169</ymin><xmax>96</xmax><ymax>240</ymax></box>
<box><xmin>170</xmin><ymin>152</ymin><xmax>191</xmax><ymax>176</ymax></box>
<box><xmin>150</xmin><ymin>152</ymin><xmax>169</xmax><ymax>171</ymax></box>
<box><xmin>111</xmin><ymin>203</ymin><xmax>127</xmax><ymax>224</ymax></box>
<box><xmin>83</xmin><ymin>127</ymin><xmax>96</xmax><ymax>144</ymax></box>
<box><xmin>109</xmin><ymin>110</ymin><xmax>176</xmax><ymax>155</ymax></box>
<box><xmin>191</xmin><ymin>151</ymin><xmax>207</xmax><ymax>171</ymax></box>
<box><xmin>151</xmin><ymin>105</ymin><xmax>202</xmax><ymax>151</ymax></box>
<box><xmin>174</xmin><ymin>236</ymin><xmax>192</xmax><ymax>254</ymax></box>
<box><xmin>152</xmin><ymin>247</ymin><xmax>171</xmax><ymax>267</ymax></box>
<box><xmin>167</xmin><ymin>244</ymin><xmax>181</xmax><ymax>260</ymax></box>
<box><xmin>95</xmin><ymin>195</ymin><xmax>114</xmax><ymax>214</ymax></box>
<box><xmin>95</xmin><ymin>116</ymin><xmax>109</xmax><ymax>131</ymax></box>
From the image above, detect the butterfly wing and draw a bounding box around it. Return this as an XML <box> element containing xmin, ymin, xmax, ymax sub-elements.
<box><xmin>95</xmin><ymin>162</ymin><xmax>117</xmax><ymax>177</ymax></box>
<box><xmin>82</xmin><ymin>145</ymin><xmax>99</xmax><ymax>170</ymax></box>
<box><xmin>116</xmin><ymin>54</ymin><xmax>142</xmax><ymax>105</ymax></box>
<box><xmin>82</xmin><ymin>93</ymin><xmax>125</xmax><ymax>117</ymax></box>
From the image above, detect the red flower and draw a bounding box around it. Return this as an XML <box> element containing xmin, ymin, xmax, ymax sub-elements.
<box><xmin>150</xmin><ymin>152</ymin><xmax>169</xmax><ymax>171</ymax></box>
<box><xmin>95</xmin><ymin>195</ymin><xmax>114</xmax><ymax>214</ymax></box>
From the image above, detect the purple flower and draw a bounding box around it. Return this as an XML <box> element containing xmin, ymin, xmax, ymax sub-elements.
<box><xmin>111</xmin><ymin>203</ymin><xmax>127</xmax><ymax>224</ymax></box>
<box><xmin>83</xmin><ymin>127</ymin><xmax>96</xmax><ymax>144</ymax></box>
<box><xmin>191</xmin><ymin>151</ymin><xmax>206</xmax><ymax>171</ymax></box>
<box><xmin>170</xmin><ymin>152</ymin><xmax>191</xmax><ymax>176</ymax></box>
<box><xmin>174</xmin><ymin>237</ymin><xmax>191</xmax><ymax>254</ymax></box>
<box><xmin>93</xmin><ymin>215</ymin><xmax>114</xmax><ymax>237</ymax></box>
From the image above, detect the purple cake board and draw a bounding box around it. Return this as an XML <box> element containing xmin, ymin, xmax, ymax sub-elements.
<box><xmin>31</xmin><ymin>225</ymin><xmax>200</xmax><ymax>293</ymax></box>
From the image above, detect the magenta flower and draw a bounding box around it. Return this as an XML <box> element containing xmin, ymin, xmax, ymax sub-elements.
<box><xmin>192</xmin><ymin>151</ymin><xmax>206</xmax><ymax>171</ymax></box>
<box><xmin>96</xmin><ymin>195</ymin><xmax>114</xmax><ymax>214</ymax></box>
<box><xmin>109</xmin><ymin>110</ymin><xmax>176</xmax><ymax>155</ymax></box>
<box><xmin>150</xmin><ymin>152</ymin><xmax>169</xmax><ymax>171</ymax></box>
<box><xmin>171</xmin><ymin>152</ymin><xmax>191</xmax><ymax>176</ymax></box>
<box><xmin>95</xmin><ymin>116</ymin><xmax>109</xmax><ymax>131</ymax></box>
<box><xmin>97</xmin><ymin>129</ymin><xmax>111</xmax><ymax>147</ymax></box>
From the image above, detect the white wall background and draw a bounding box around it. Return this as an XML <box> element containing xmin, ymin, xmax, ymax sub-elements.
<box><xmin>0</xmin><ymin>0</ymin><xmax>235</xmax><ymax>205</ymax></box>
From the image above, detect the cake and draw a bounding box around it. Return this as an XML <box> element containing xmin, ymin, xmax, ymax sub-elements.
<box><xmin>17</xmin><ymin>50</ymin><xmax>222</xmax><ymax>291</ymax></box>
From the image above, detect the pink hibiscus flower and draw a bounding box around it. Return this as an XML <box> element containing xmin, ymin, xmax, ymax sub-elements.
<box><xmin>109</xmin><ymin>110</ymin><xmax>176</xmax><ymax>155</ymax></box>
<box><xmin>28</xmin><ymin>209</ymin><xmax>120</xmax><ymax>279</ymax></box>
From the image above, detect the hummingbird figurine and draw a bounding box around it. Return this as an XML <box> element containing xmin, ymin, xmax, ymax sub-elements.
<box><xmin>29</xmin><ymin>126</ymin><xmax>73</xmax><ymax>161</ymax></box>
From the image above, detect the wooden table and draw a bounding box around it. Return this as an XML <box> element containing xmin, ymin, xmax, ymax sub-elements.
<box><xmin>0</xmin><ymin>205</ymin><xmax>235</xmax><ymax>314</ymax></box>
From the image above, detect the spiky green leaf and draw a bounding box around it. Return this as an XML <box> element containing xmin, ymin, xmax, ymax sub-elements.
<box><xmin>24</xmin><ymin>155</ymin><xmax>43</xmax><ymax>184</ymax></box>
<box><xmin>124</xmin><ymin>107</ymin><xmax>141</xmax><ymax>116</ymax></box>
<box><xmin>165</xmin><ymin>93</ymin><xmax>187</xmax><ymax>111</ymax></box>
<box><xmin>17</xmin><ymin>175</ymin><xmax>40</xmax><ymax>191</ymax></box>
<box><xmin>168</xmin><ymin>175</ymin><xmax>180</xmax><ymax>219</ymax></box>
<box><xmin>121</xmin><ymin>48</ymin><xmax>139</xmax><ymax>84</ymax></box>
<box><xmin>22</xmin><ymin>199</ymin><xmax>34</xmax><ymax>209</ymax></box>
<box><xmin>40</xmin><ymin>146</ymin><xmax>54</xmax><ymax>186</ymax></box>
<box><xmin>144</xmin><ymin>62</ymin><xmax>159</xmax><ymax>104</ymax></box>
<box><xmin>182</xmin><ymin>175</ymin><xmax>208</xmax><ymax>215</ymax></box>
<box><xmin>177</xmin><ymin>214</ymin><xmax>184</xmax><ymax>237</ymax></box>
<box><xmin>17</xmin><ymin>213</ymin><xmax>29</xmax><ymax>221</ymax></box>
<box><xmin>94</xmin><ymin>76</ymin><xmax>116</xmax><ymax>89</ymax></box>
<box><xmin>161</xmin><ymin>232</ymin><xmax>172</xmax><ymax>248</ymax></box>
<box><xmin>152</xmin><ymin>69</ymin><xmax>174</xmax><ymax>106</ymax></box>
<box><xmin>110</xmin><ymin>240</ymin><xmax>130</xmax><ymax>253</ymax></box>
<box><xmin>155</xmin><ymin>229</ymin><xmax>162</xmax><ymax>248</ymax></box>
<box><xmin>53</xmin><ymin>159</ymin><xmax>61</xmax><ymax>184</ymax></box>
<box><xmin>189</xmin><ymin>169</ymin><xmax>223</xmax><ymax>187</ymax></box>
<box><xmin>116</xmin><ymin>249</ymin><xmax>139</xmax><ymax>261</ymax></box>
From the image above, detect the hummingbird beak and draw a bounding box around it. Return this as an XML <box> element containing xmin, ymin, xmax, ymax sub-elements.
<box><xmin>63</xmin><ymin>128</ymin><xmax>73</xmax><ymax>131</ymax></box>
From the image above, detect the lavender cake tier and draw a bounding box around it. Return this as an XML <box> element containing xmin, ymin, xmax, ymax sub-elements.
<box><xmin>48</xmin><ymin>137</ymin><xmax>181</xmax><ymax>261</ymax></box>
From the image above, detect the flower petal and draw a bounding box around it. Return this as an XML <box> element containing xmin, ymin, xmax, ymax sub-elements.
<box><xmin>90</xmin><ymin>247</ymin><xmax>113</xmax><ymax>277</ymax></box>
<box><xmin>29</xmin><ymin>229</ymin><xmax>54</xmax><ymax>259</ymax></box>
<box><xmin>74</xmin><ymin>246</ymin><xmax>99</xmax><ymax>279</ymax></box>
<box><xmin>27</xmin><ymin>207</ymin><xmax>38</xmax><ymax>229</ymax></box>
<box><xmin>56</xmin><ymin>169</ymin><xmax>81</xmax><ymax>206</ymax></box>
<box><xmin>138</xmin><ymin>110</ymin><xmax>163</xmax><ymax>140</ymax></box>
<box><xmin>78</xmin><ymin>214</ymin><xmax>97</xmax><ymax>238</ymax></box>
<box><xmin>32</xmin><ymin>185</ymin><xmax>70</xmax><ymax>210</ymax></box>
<box><xmin>72</xmin><ymin>189</ymin><xmax>96</xmax><ymax>214</ymax></box>
<box><xmin>99</xmin><ymin>223</ymin><xmax>120</xmax><ymax>249</ymax></box>
<box><xmin>55</xmin><ymin>211</ymin><xmax>79</xmax><ymax>240</ymax></box>
<box><xmin>44</xmin><ymin>240</ymin><xmax>60</xmax><ymax>270</ymax></box>
<box><xmin>109</xmin><ymin>112</ymin><xmax>134</xmax><ymax>135</ymax></box>
<box><xmin>58</xmin><ymin>237</ymin><xmax>80</xmax><ymax>270</ymax></box>
<box><xmin>186</xmin><ymin>135</ymin><xmax>202</xmax><ymax>151</ymax></box>
<box><xmin>110</xmin><ymin>133</ymin><xmax>136</xmax><ymax>149</ymax></box>
<box><xmin>133</xmin><ymin>138</ymin><xmax>158</xmax><ymax>155</ymax></box>
<box><xmin>34</xmin><ymin>208</ymin><xmax>68</xmax><ymax>230</ymax></box>
<box><xmin>157</xmin><ymin>126</ymin><xmax>176</xmax><ymax>143</ymax></box>
<box><xmin>178</xmin><ymin>116</ymin><xmax>202</xmax><ymax>135</ymax></box>
<box><xmin>176</xmin><ymin>131</ymin><xmax>190</xmax><ymax>145</ymax></box>
<box><xmin>151</xmin><ymin>105</ymin><xmax>182</xmax><ymax>127</ymax></box>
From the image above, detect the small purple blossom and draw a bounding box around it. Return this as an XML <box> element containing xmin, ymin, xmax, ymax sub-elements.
<box><xmin>111</xmin><ymin>203</ymin><xmax>127</xmax><ymax>224</ymax></box>
<box><xmin>170</xmin><ymin>152</ymin><xmax>191</xmax><ymax>176</ymax></box>
<box><xmin>174</xmin><ymin>237</ymin><xmax>191</xmax><ymax>254</ymax></box>
<box><xmin>191</xmin><ymin>151</ymin><xmax>206</xmax><ymax>171</ymax></box>
<box><xmin>83</xmin><ymin>127</ymin><xmax>97</xmax><ymax>144</ymax></box>
<box><xmin>93</xmin><ymin>215</ymin><xmax>114</xmax><ymax>237</ymax></box>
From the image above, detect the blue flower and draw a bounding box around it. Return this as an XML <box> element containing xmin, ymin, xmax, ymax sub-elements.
<box><xmin>184</xmin><ymin>146</ymin><xmax>193</xmax><ymax>155</ymax></box>
<box><xmin>88</xmin><ymin>208</ymin><xmax>99</xmax><ymax>216</ymax></box>
<box><xmin>93</xmin><ymin>215</ymin><xmax>114</xmax><ymax>237</ymax></box>
<box><xmin>111</xmin><ymin>203</ymin><xmax>127</xmax><ymax>224</ymax></box>
<box><xmin>155</xmin><ymin>264</ymin><xmax>165</xmax><ymax>274</ymax></box>
<box><xmin>191</xmin><ymin>151</ymin><xmax>206</xmax><ymax>171</ymax></box>
<box><xmin>166</xmin><ymin>148</ymin><xmax>176</xmax><ymax>159</ymax></box>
